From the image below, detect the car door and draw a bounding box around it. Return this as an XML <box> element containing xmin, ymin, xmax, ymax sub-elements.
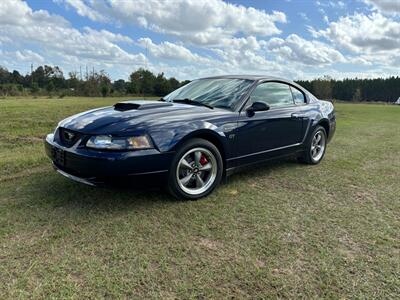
<box><xmin>234</xmin><ymin>81</ymin><xmax>303</xmax><ymax>162</ymax></box>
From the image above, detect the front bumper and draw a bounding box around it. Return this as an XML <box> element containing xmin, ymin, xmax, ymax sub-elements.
<box><xmin>44</xmin><ymin>134</ymin><xmax>174</xmax><ymax>185</ymax></box>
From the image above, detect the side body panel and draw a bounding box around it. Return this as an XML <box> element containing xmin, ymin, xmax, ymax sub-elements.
<box><xmin>234</xmin><ymin>106</ymin><xmax>303</xmax><ymax>156</ymax></box>
<box><xmin>226</xmin><ymin>90</ymin><xmax>335</xmax><ymax>173</ymax></box>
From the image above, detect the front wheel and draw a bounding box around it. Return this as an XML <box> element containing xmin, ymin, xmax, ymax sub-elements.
<box><xmin>299</xmin><ymin>126</ymin><xmax>327</xmax><ymax>164</ymax></box>
<box><xmin>168</xmin><ymin>138</ymin><xmax>223</xmax><ymax>200</ymax></box>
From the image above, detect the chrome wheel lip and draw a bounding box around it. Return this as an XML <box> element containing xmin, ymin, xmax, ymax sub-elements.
<box><xmin>310</xmin><ymin>130</ymin><xmax>326</xmax><ymax>162</ymax></box>
<box><xmin>176</xmin><ymin>147</ymin><xmax>217</xmax><ymax>196</ymax></box>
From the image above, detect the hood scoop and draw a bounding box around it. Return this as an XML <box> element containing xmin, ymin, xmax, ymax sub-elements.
<box><xmin>113</xmin><ymin>100</ymin><xmax>173</xmax><ymax>111</ymax></box>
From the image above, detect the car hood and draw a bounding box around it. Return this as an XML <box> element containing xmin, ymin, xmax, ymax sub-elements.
<box><xmin>59</xmin><ymin>100</ymin><xmax>231</xmax><ymax>134</ymax></box>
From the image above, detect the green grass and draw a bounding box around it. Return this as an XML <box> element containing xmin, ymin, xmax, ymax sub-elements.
<box><xmin>0</xmin><ymin>97</ymin><xmax>399</xmax><ymax>299</ymax></box>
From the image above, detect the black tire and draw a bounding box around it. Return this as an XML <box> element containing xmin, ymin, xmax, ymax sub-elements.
<box><xmin>167</xmin><ymin>138</ymin><xmax>223</xmax><ymax>200</ymax></box>
<box><xmin>298</xmin><ymin>125</ymin><xmax>327</xmax><ymax>165</ymax></box>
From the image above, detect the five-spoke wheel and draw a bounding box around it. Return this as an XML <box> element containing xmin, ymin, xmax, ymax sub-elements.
<box><xmin>299</xmin><ymin>125</ymin><xmax>327</xmax><ymax>164</ymax></box>
<box><xmin>310</xmin><ymin>130</ymin><xmax>326</xmax><ymax>162</ymax></box>
<box><xmin>168</xmin><ymin>138</ymin><xmax>223</xmax><ymax>200</ymax></box>
<box><xmin>176</xmin><ymin>147</ymin><xmax>218</xmax><ymax>195</ymax></box>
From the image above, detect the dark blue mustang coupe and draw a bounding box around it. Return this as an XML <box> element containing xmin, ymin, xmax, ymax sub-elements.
<box><xmin>45</xmin><ymin>75</ymin><xmax>336</xmax><ymax>199</ymax></box>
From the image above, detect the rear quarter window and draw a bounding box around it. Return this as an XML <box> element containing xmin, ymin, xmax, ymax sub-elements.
<box><xmin>290</xmin><ymin>86</ymin><xmax>306</xmax><ymax>105</ymax></box>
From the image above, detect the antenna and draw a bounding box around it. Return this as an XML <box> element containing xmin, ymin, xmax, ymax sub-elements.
<box><xmin>143</xmin><ymin>39</ymin><xmax>148</xmax><ymax>100</ymax></box>
<box><xmin>31</xmin><ymin>63</ymin><xmax>33</xmax><ymax>86</ymax></box>
<box><xmin>142</xmin><ymin>72</ymin><xmax>145</xmax><ymax>100</ymax></box>
<box><xmin>145</xmin><ymin>39</ymin><xmax>148</xmax><ymax>71</ymax></box>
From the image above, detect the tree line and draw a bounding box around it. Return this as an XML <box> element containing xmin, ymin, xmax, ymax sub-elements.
<box><xmin>0</xmin><ymin>65</ymin><xmax>399</xmax><ymax>102</ymax></box>
<box><xmin>0</xmin><ymin>65</ymin><xmax>189</xmax><ymax>98</ymax></box>
<box><xmin>295</xmin><ymin>76</ymin><xmax>400</xmax><ymax>102</ymax></box>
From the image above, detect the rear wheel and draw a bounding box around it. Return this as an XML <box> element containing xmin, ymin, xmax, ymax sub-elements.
<box><xmin>299</xmin><ymin>126</ymin><xmax>327</xmax><ymax>164</ymax></box>
<box><xmin>168</xmin><ymin>138</ymin><xmax>223</xmax><ymax>200</ymax></box>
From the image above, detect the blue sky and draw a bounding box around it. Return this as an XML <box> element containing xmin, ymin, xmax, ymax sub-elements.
<box><xmin>0</xmin><ymin>0</ymin><xmax>399</xmax><ymax>80</ymax></box>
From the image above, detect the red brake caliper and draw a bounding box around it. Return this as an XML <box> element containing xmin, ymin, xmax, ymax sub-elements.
<box><xmin>199</xmin><ymin>154</ymin><xmax>208</xmax><ymax>166</ymax></box>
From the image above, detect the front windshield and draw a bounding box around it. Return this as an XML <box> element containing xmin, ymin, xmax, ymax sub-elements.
<box><xmin>163</xmin><ymin>78</ymin><xmax>254</xmax><ymax>110</ymax></box>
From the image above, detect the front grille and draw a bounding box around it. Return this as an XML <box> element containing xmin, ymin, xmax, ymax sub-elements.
<box><xmin>58</xmin><ymin>127</ymin><xmax>81</xmax><ymax>147</ymax></box>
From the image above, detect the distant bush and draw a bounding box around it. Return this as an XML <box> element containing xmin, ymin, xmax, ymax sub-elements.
<box><xmin>0</xmin><ymin>84</ymin><xmax>24</xmax><ymax>96</ymax></box>
<box><xmin>58</xmin><ymin>92</ymin><xmax>67</xmax><ymax>99</ymax></box>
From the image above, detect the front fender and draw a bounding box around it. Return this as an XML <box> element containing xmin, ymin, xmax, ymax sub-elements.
<box><xmin>148</xmin><ymin>120</ymin><xmax>230</xmax><ymax>153</ymax></box>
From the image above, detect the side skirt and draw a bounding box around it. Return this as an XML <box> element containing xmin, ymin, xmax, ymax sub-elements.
<box><xmin>225</xmin><ymin>149</ymin><xmax>304</xmax><ymax>178</ymax></box>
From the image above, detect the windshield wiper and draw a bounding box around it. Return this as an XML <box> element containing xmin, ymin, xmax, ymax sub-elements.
<box><xmin>173</xmin><ymin>98</ymin><xmax>214</xmax><ymax>109</ymax></box>
<box><xmin>213</xmin><ymin>104</ymin><xmax>232</xmax><ymax>110</ymax></box>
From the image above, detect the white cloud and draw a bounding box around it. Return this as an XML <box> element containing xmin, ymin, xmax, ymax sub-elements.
<box><xmin>313</xmin><ymin>12</ymin><xmax>400</xmax><ymax>67</ymax></box>
<box><xmin>364</xmin><ymin>0</ymin><xmax>400</xmax><ymax>16</ymax></box>
<box><xmin>316</xmin><ymin>13</ymin><xmax>400</xmax><ymax>53</ymax></box>
<box><xmin>83</xmin><ymin>28</ymin><xmax>133</xmax><ymax>43</ymax></box>
<box><xmin>310</xmin><ymin>11</ymin><xmax>400</xmax><ymax>70</ymax></box>
<box><xmin>211</xmin><ymin>36</ymin><xmax>280</xmax><ymax>70</ymax></box>
<box><xmin>61</xmin><ymin>0</ymin><xmax>107</xmax><ymax>21</ymax></box>
<box><xmin>316</xmin><ymin>1</ymin><xmax>346</xmax><ymax>9</ymax></box>
<box><xmin>137</xmin><ymin>38</ymin><xmax>212</xmax><ymax>65</ymax></box>
<box><xmin>58</xmin><ymin>0</ymin><xmax>287</xmax><ymax>46</ymax></box>
<box><xmin>15</xmin><ymin>50</ymin><xmax>45</xmax><ymax>63</ymax></box>
<box><xmin>139</xmin><ymin>36</ymin><xmax>289</xmax><ymax>78</ymax></box>
<box><xmin>266</xmin><ymin>34</ymin><xmax>346</xmax><ymax>66</ymax></box>
<box><xmin>0</xmin><ymin>0</ymin><xmax>146</xmax><ymax>74</ymax></box>
<box><xmin>0</xmin><ymin>50</ymin><xmax>45</xmax><ymax>67</ymax></box>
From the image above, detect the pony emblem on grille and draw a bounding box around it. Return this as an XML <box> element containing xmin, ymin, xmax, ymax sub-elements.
<box><xmin>63</xmin><ymin>130</ymin><xmax>75</xmax><ymax>142</ymax></box>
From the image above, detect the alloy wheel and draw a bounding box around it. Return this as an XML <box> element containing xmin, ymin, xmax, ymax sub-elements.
<box><xmin>310</xmin><ymin>130</ymin><xmax>326</xmax><ymax>162</ymax></box>
<box><xmin>176</xmin><ymin>147</ymin><xmax>218</xmax><ymax>195</ymax></box>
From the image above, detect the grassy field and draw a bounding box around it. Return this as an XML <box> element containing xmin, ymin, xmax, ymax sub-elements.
<box><xmin>0</xmin><ymin>97</ymin><xmax>399</xmax><ymax>299</ymax></box>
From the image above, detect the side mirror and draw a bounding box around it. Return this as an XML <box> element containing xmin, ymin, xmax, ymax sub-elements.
<box><xmin>246</xmin><ymin>101</ymin><xmax>270</xmax><ymax>117</ymax></box>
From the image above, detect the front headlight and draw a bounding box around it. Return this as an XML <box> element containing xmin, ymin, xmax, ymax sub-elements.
<box><xmin>86</xmin><ymin>135</ymin><xmax>152</xmax><ymax>150</ymax></box>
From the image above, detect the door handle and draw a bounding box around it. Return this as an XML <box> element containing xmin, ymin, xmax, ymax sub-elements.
<box><xmin>291</xmin><ymin>113</ymin><xmax>307</xmax><ymax>119</ymax></box>
<box><xmin>291</xmin><ymin>113</ymin><xmax>302</xmax><ymax>119</ymax></box>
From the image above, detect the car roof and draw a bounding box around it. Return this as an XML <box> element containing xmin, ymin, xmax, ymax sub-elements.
<box><xmin>198</xmin><ymin>74</ymin><xmax>315</xmax><ymax>102</ymax></box>
<box><xmin>200</xmin><ymin>74</ymin><xmax>292</xmax><ymax>82</ymax></box>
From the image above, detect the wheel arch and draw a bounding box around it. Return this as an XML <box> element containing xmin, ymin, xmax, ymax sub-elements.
<box><xmin>171</xmin><ymin>129</ymin><xmax>228</xmax><ymax>172</ymax></box>
<box><xmin>317</xmin><ymin>118</ymin><xmax>330</xmax><ymax>138</ymax></box>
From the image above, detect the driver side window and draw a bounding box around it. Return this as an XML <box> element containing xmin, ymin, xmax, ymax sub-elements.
<box><xmin>250</xmin><ymin>82</ymin><xmax>294</xmax><ymax>108</ymax></box>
